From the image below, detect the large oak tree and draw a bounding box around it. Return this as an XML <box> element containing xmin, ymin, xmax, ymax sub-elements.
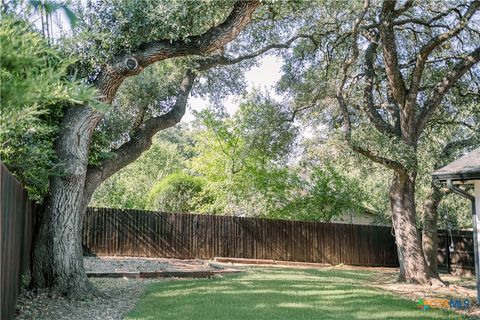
<box><xmin>280</xmin><ymin>0</ymin><xmax>480</xmax><ymax>283</ymax></box>
<box><xmin>28</xmin><ymin>0</ymin><xmax>265</xmax><ymax>297</ymax></box>
<box><xmin>24</xmin><ymin>0</ymin><xmax>314</xmax><ymax>297</ymax></box>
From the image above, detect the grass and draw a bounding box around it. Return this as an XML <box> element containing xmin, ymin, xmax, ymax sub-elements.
<box><xmin>126</xmin><ymin>267</ymin><xmax>466</xmax><ymax>320</ymax></box>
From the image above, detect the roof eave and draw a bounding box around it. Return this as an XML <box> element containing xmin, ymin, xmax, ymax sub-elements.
<box><xmin>432</xmin><ymin>172</ymin><xmax>480</xmax><ymax>182</ymax></box>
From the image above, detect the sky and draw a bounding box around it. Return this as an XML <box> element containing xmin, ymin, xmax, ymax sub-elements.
<box><xmin>183</xmin><ymin>55</ymin><xmax>284</xmax><ymax>122</ymax></box>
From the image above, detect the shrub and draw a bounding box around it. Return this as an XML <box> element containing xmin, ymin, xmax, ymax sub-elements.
<box><xmin>147</xmin><ymin>172</ymin><xmax>206</xmax><ymax>213</ymax></box>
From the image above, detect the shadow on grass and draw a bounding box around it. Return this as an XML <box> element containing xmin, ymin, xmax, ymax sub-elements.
<box><xmin>126</xmin><ymin>268</ymin><xmax>466</xmax><ymax>320</ymax></box>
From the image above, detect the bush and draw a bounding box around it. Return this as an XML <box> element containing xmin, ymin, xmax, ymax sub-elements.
<box><xmin>147</xmin><ymin>172</ymin><xmax>206</xmax><ymax>213</ymax></box>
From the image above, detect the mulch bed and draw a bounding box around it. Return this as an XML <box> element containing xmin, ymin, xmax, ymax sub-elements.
<box><xmin>214</xmin><ymin>257</ymin><xmax>399</xmax><ymax>272</ymax></box>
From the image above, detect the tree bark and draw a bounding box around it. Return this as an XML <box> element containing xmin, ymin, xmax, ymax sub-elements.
<box><xmin>421</xmin><ymin>183</ymin><xmax>442</xmax><ymax>278</ymax></box>
<box><xmin>389</xmin><ymin>172</ymin><xmax>430</xmax><ymax>284</ymax></box>
<box><xmin>32</xmin><ymin>106</ymin><xmax>102</xmax><ymax>297</ymax></box>
<box><xmin>396</xmin><ymin>242</ymin><xmax>406</xmax><ymax>282</ymax></box>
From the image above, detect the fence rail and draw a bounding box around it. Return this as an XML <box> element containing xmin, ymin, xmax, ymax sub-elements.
<box><xmin>1</xmin><ymin>164</ymin><xmax>36</xmax><ymax>320</ymax></box>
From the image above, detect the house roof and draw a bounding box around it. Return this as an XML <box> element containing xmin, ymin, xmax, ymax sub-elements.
<box><xmin>432</xmin><ymin>148</ymin><xmax>480</xmax><ymax>182</ymax></box>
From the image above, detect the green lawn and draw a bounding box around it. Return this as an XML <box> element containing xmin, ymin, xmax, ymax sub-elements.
<box><xmin>126</xmin><ymin>267</ymin><xmax>466</xmax><ymax>320</ymax></box>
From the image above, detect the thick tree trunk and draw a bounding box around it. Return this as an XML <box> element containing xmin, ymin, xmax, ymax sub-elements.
<box><xmin>32</xmin><ymin>106</ymin><xmax>102</xmax><ymax>298</ymax></box>
<box><xmin>389</xmin><ymin>172</ymin><xmax>430</xmax><ymax>284</ymax></box>
<box><xmin>421</xmin><ymin>183</ymin><xmax>442</xmax><ymax>278</ymax></box>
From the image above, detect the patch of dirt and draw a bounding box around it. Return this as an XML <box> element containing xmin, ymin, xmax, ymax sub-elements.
<box><xmin>216</xmin><ymin>258</ymin><xmax>399</xmax><ymax>273</ymax></box>
<box><xmin>15</xmin><ymin>278</ymin><xmax>151</xmax><ymax>320</ymax></box>
<box><xmin>368</xmin><ymin>271</ymin><xmax>480</xmax><ymax>319</ymax></box>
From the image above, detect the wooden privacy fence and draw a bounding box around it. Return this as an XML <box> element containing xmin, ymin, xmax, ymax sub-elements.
<box><xmin>83</xmin><ymin>207</ymin><xmax>400</xmax><ymax>267</ymax></box>
<box><xmin>1</xmin><ymin>164</ymin><xmax>36</xmax><ymax>320</ymax></box>
<box><xmin>83</xmin><ymin>208</ymin><xmax>476</xmax><ymax>273</ymax></box>
<box><xmin>438</xmin><ymin>230</ymin><xmax>475</xmax><ymax>275</ymax></box>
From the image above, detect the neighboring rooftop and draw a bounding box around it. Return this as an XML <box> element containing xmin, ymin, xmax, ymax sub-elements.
<box><xmin>432</xmin><ymin>148</ymin><xmax>480</xmax><ymax>182</ymax></box>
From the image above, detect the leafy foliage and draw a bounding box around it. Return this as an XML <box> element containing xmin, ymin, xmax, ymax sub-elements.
<box><xmin>187</xmin><ymin>92</ymin><xmax>299</xmax><ymax>216</ymax></box>
<box><xmin>93</xmin><ymin>91</ymin><xmax>371</xmax><ymax>222</ymax></box>
<box><xmin>299</xmin><ymin>134</ymin><xmax>392</xmax><ymax>223</ymax></box>
<box><xmin>5</xmin><ymin>0</ymin><xmax>476</xmax><ymax>231</ymax></box>
<box><xmin>276</xmin><ymin>0</ymin><xmax>480</xmax><ymax>230</ymax></box>
<box><xmin>70</xmin><ymin>0</ymin><xmax>236</xmax><ymax>77</ymax></box>
<box><xmin>0</xmin><ymin>14</ymin><xmax>101</xmax><ymax>199</ymax></box>
<box><xmin>279</xmin><ymin>166</ymin><xmax>369</xmax><ymax>222</ymax></box>
<box><xmin>416</xmin><ymin>90</ymin><xmax>480</xmax><ymax>229</ymax></box>
<box><xmin>91</xmin><ymin>128</ymin><xmax>190</xmax><ymax>209</ymax></box>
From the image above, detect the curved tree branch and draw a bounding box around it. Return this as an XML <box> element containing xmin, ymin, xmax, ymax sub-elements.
<box><xmin>335</xmin><ymin>0</ymin><xmax>370</xmax><ymax>116</ymax></box>
<box><xmin>94</xmin><ymin>0</ymin><xmax>261</xmax><ymax>104</ymax></box>
<box><xmin>196</xmin><ymin>33</ymin><xmax>315</xmax><ymax>68</ymax></box>
<box><xmin>364</xmin><ymin>4</ymin><xmax>471</xmax><ymax>29</ymax></box>
<box><xmin>438</xmin><ymin>138</ymin><xmax>478</xmax><ymax>168</ymax></box>
<box><xmin>83</xmin><ymin>32</ymin><xmax>312</xmax><ymax>202</ymax></box>
<box><xmin>363</xmin><ymin>34</ymin><xmax>400</xmax><ymax>137</ymax></box>
<box><xmin>84</xmin><ymin>69</ymin><xmax>197</xmax><ymax>202</ymax></box>
<box><xmin>351</xmin><ymin>143</ymin><xmax>406</xmax><ymax>173</ymax></box>
<box><xmin>393</xmin><ymin>0</ymin><xmax>414</xmax><ymax>17</ymax></box>
<box><xmin>335</xmin><ymin>0</ymin><xmax>404</xmax><ymax>173</ymax></box>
